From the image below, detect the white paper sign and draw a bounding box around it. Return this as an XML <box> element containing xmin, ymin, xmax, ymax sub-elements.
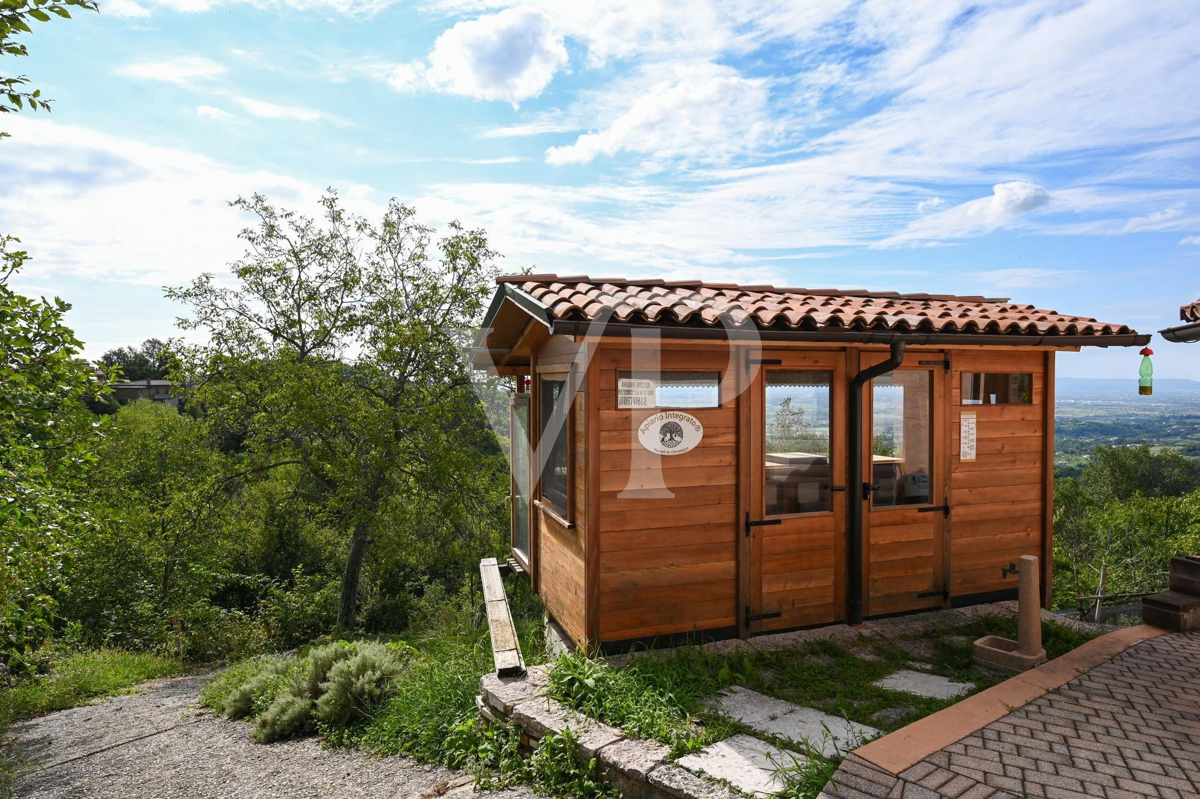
<box><xmin>960</xmin><ymin>412</ymin><xmax>977</xmax><ymax>461</ymax></box>
<box><xmin>617</xmin><ymin>378</ymin><xmax>656</xmax><ymax>409</ymax></box>
<box><xmin>637</xmin><ymin>411</ymin><xmax>704</xmax><ymax>455</ymax></box>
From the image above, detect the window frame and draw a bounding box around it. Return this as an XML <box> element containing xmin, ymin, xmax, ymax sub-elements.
<box><xmin>960</xmin><ymin>371</ymin><xmax>1034</xmax><ymax>406</ymax></box>
<box><xmin>534</xmin><ymin>367</ymin><xmax>576</xmax><ymax>528</ymax></box>
<box><xmin>763</xmin><ymin>367</ymin><xmax>836</xmax><ymax>518</ymax></box>
<box><xmin>509</xmin><ymin>392</ymin><xmax>532</xmax><ymax>575</ymax></box>
<box><xmin>617</xmin><ymin>369</ymin><xmax>722</xmax><ymax>409</ymax></box>
<box><xmin>869</xmin><ymin>367</ymin><xmax>937</xmax><ymax>510</ymax></box>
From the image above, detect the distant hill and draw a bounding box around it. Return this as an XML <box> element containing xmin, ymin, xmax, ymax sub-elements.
<box><xmin>1057</xmin><ymin>377</ymin><xmax>1200</xmax><ymax>397</ymax></box>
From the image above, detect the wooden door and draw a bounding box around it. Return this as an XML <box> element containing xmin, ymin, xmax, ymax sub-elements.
<box><xmin>862</xmin><ymin>352</ymin><xmax>949</xmax><ymax>616</ymax></box>
<box><xmin>746</xmin><ymin>350</ymin><xmax>847</xmax><ymax>633</ymax></box>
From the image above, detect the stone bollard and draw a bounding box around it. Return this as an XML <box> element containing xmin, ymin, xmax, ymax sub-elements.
<box><xmin>973</xmin><ymin>554</ymin><xmax>1047</xmax><ymax>673</ymax></box>
<box><xmin>1018</xmin><ymin>554</ymin><xmax>1042</xmax><ymax>657</ymax></box>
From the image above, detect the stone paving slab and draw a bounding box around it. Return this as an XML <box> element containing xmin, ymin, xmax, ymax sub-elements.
<box><xmin>873</xmin><ymin>669</ymin><xmax>974</xmax><ymax>700</ymax></box>
<box><xmin>676</xmin><ymin>734</ymin><xmax>797</xmax><ymax>797</ymax></box>
<box><xmin>706</xmin><ymin>686</ymin><xmax>880</xmax><ymax>756</ymax></box>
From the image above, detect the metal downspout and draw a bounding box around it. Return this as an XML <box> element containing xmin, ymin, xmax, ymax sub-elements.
<box><xmin>847</xmin><ymin>341</ymin><xmax>906</xmax><ymax>626</ymax></box>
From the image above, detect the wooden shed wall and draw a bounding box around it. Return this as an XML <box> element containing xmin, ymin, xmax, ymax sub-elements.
<box><xmin>948</xmin><ymin>349</ymin><xmax>1051</xmax><ymax>600</ymax></box>
<box><xmin>532</xmin><ymin>335</ymin><xmax>588</xmax><ymax>647</ymax></box>
<box><xmin>594</xmin><ymin>341</ymin><xmax>740</xmax><ymax>644</ymax></box>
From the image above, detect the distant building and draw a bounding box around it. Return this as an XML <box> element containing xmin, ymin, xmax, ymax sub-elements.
<box><xmin>110</xmin><ymin>379</ymin><xmax>179</xmax><ymax>408</ymax></box>
<box><xmin>1161</xmin><ymin>298</ymin><xmax>1200</xmax><ymax>343</ymax></box>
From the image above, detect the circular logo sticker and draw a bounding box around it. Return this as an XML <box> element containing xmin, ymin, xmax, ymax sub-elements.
<box><xmin>637</xmin><ymin>411</ymin><xmax>703</xmax><ymax>456</ymax></box>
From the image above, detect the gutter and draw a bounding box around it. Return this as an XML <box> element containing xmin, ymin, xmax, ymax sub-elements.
<box><xmin>1160</xmin><ymin>320</ymin><xmax>1200</xmax><ymax>344</ymax></box>
<box><xmin>548</xmin><ymin>320</ymin><xmax>1151</xmax><ymax>348</ymax></box>
<box><xmin>847</xmin><ymin>341</ymin><xmax>906</xmax><ymax>626</ymax></box>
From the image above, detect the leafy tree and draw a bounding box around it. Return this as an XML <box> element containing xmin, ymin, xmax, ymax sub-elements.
<box><xmin>0</xmin><ymin>237</ymin><xmax>107</xmax><ymax>672</ymax></box>
<box><xmin>101</xmin><ymin>337</ymin><xmax>172</xmax><ymax>381</ymax></box>
<box><xmin>1</xmin><ymin>0</ymin><xmax>98</xmax><ymax>137</ymax></box>
<box><xmin>169</xmin><ymin>192</ymin><xmax>501</xmax><ymax>629</ymax></box>
<box><xmin>1054</xmin><ymin>445</ymin><xmax>1200</xmax><ymax>615</ymax></box>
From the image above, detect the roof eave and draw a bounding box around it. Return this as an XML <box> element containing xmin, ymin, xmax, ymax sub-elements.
<box><xmin>1160</xmin><ymin>320</ymin><xmax>1200</xmax><ymax>344</ymax></box>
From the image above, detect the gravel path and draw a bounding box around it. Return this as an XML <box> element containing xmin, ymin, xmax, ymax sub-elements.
<box><xmin>6</xmin><ymin>675</ymin><xmax>535</xmax><ymax>799</ymax></box>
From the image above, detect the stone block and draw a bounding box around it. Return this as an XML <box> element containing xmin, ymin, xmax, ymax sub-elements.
<box><xmin>973</xmin><ymin>635</ymin><xmax>1047</xmax><ymax>674</ymax></box>
<box><xmin>705</xmin><ymin>686</ymin><xmax>880</xmax><ymax>756</ymax></box>
<box><xmin>676</xmin><ymin>734</ymin><xmax>799</xmax><ymax>797</ymax></box>
<box><xmin>599</xmin><ymin>737</ymin><xmax>672</xmax><ymax>780</ymax></box>
<box><xmin>510</xmin><ymin>696</ymin><xmax>622</xmax><ymax>758</ymax></box>
<box><xmin>647</xmin><ymin>765</ymin><xmax>744</xmax><ymax>799</ymax></box>
<box><xmin>479</xmin><ymin>672</ymin><xmax>542</xmax><ymax>716</ymax></box>
<box><xmin>873</xmin><ymin>669</ymin><xmax>974</xmax><ymax>700</ymax></box>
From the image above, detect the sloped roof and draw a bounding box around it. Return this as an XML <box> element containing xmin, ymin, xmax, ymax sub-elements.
<box><xmin>498</xmin><ymin>275</ymin><xmax>1141</xmax><ymax>338</ymax></box>
<box><xmin>1182</xmin><ymin>298</ymin><xmax>1200</xmax><ymax>323</ymax></box>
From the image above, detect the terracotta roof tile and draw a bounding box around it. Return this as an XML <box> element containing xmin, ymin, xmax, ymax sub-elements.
<box><xmin>1183</xmin><ymin>298</ymin><xmax>1200</xmax><ymax>322</ymax></box>
<box><xmin>499</xmin><ymin>274</ymin><xmax>1140</xmax><ymax>338</ymax></box>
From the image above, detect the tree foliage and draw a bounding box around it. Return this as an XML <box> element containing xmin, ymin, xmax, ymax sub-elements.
<box><xmin>100</xmin><ymin>338</ymin><xmax>172</xmax><ymax>381</ymax></box>
<box><xmin>1</xmin><ymin>0</ymin><xmax>98</xmax><ymax>136</ymax></box>
<box><xmin>168</xmin><ymin>192</ymin><xmax>502</xmax><ymax>629</ymax></box>
<box><xmin>0</xmin><ymin>237</ymin><xmax>106</xmax><ymax>672</ymax></box>
<box><xmin>1053</xmin><ymin>445</ymin><xmax>1200</xmax><ymax>614</ymax></box>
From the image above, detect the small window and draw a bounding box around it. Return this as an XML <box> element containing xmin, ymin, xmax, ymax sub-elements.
<box><xmin>962</xmin><ymin>373</ymin><xmax>1033</xmax><ymax>405</ymax></box>
<box><xmin>617</xmin><ymin>371</ymin><xmax>720</xmax><ymax>408</ymax></box>
<box><xmin>765</xmin><ymin>370</ymin><xmax>833</xmax><ymax>515</ymax></box>
<box><xmin>539</xmin><ymin>376</ymin><xmax>570</xmax><ymax>514</ymax></box>
<box><xmin>873</xmin><ymin>371</ymin><xmax>934</xmax><ymax>507</ymax></box>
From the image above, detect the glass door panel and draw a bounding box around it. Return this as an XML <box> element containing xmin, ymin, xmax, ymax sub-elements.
<box><xmin>765</xmin><ymin>370</ymin><xmax>833</xmax><ymax>515</ymax></box>
<box><xmin>871</xmin><ymin>370</ymin><xmax>934</xmax><ymax>507</ymax></box>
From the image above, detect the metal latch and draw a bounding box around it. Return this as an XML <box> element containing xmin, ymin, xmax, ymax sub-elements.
<box><xmin>750</xmin><ymin>358</ymin><xmax>783</xmax><ymax>365</ymax></box>
<box><xmin>1001</xmin><ymin>562</ymin><xmax>1020</xmax><ymax>578</ymax></box>
<box><xmin>746</xmin><ymin>607</ymin><xmax>783</xmax><ymax>625</ymax></box>
<box><xmin>917</xmin><ymin>504</ymin><xmax>951</xmax><ymax>518</ymax></box>
<box><xmin>745</xmin><ymin>511</ymin><xmax>782</xmax><ymax>537</ymax></box>
<box><xmin>862</xmin><ymin>482</ymin><xmax>881</xmax><ymax>500</ymax></box>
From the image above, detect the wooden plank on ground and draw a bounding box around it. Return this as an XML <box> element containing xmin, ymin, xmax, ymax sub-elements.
<box><xmin>479</xmin><ymin>557</ymin><xmax>526</xmax><ymax>677</ymax></box>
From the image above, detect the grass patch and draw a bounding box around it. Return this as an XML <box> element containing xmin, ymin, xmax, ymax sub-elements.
<box><xmin>1</xmin><ymin>649</ymin><xmax>184</xmax><ymax>729</ymax></box>
<box><xmin>1</xmin><ymin>649</ymin><xmax>184</xmax><ymax>799</ymax></box>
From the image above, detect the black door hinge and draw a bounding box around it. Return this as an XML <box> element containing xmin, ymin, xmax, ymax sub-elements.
<box><xmin>745</xmin><ymin>511</ymin><xmax>783</xmax><ymax>537</ymax></box>
<box><xmin>917</xmin><ymin>588</ymin><xmax>950</xmax><ymax>599</ymax></box>
<box><xmin>750</xmin><ymin>358</ymin><xmax>783</xmax><ymax>365</ymax></box>
<box><xmin>918</xmin><ymin>504</ymin><xmax>951</xmax><ymax>517</ymax></box>
<box><xmin>918</xmin><ymin>359</ymin><xmax>950</xmax><ymax>371</ymax></box>
<box><xmin>746</xmin><ymin>606</ymin><xmax>783</xmax><ymax>625</ymax></box>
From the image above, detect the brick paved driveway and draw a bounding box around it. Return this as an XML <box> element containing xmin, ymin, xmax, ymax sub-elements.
<box><xmin>823</xmin><ymin>631</ymin><xmax>1200</xmax><ymax>798</ymax></box>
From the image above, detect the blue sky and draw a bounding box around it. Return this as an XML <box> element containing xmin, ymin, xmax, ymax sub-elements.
<box><xmin>2</xmin><ymin>0</ymin><xmax>1199</xmax><ymax>377</ymax></box>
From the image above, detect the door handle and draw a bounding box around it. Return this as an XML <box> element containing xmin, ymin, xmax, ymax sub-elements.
<box><xmin>862</xmin><ymin>482</ymin><xmax>880</xmax><ymax>500</ymax></box>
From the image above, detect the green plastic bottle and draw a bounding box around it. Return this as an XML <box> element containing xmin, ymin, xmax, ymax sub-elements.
<box><xmin>1138</xmin><ymin>347</ymin><xmax>1154</xmax><ymax>396</ymax></box>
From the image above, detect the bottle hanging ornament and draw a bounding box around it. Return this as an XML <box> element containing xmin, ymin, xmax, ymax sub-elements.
<box><xmin>1138</xmin><ymin>347</ymin><xmax>1154</xmax><ymax>396</ymax></box>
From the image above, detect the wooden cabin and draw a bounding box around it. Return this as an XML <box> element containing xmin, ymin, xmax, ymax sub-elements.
<box><xmin>471</xmin><ymin>276</ymin><xmax>1149</xmax><ymax>653</ymax></box>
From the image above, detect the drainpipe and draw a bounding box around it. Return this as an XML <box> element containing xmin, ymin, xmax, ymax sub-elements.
<box><xmin>847</xmin><ymin>341</ymin><xmax>906</xmax><ymax>626</ymax></box>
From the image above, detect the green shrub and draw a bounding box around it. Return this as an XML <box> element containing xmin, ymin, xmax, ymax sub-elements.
<box><xmin>528</xmin><ymin>730</ymin><xmax>617</xmax><ymax>799</ymax></box>
<box><xmin>259</xmin><ymin>570</ymin><xmax>339</xmax><ymax>649</ymax></box>
<box><xmin>296</xmin><ymin>642</ymin><xmax>355</xmax><ymax>699</ymax></box>
<box><xmin>314</xmin><ymin>642</ymin><xmax>407</xmax><ymax>727</ymax></box>
<box><xmin>253</xmin><ymin>693</ymin><xmax>314</xmax><ymax>743</ymax></box>
<box><xmin>222</xmin><ymin>656</ymin><xmax>297</xmax><ymax>719</ymax></box>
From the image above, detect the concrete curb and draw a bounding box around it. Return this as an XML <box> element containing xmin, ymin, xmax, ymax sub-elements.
<box><xmin>478</xmin><ymin>671</ymin><xmax>740</xmax><ymax>799</ymax></box>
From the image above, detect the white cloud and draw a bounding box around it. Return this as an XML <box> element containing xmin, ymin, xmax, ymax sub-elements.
<box><xmin>879</xmin><ymin>182</ymin><xmax>1052</xmax><ymax>245</ymax></box>
<box><xmin>116</xmin><ymin>55</ymin><xmax>227</xmax><ymax>87</ymax></box>
<box><xmin>230</xmin><ymin>95</ymin><xmax>349</xmax><ymax>126</ymax></box>
<box><xmin>965</xmin><ymin>268</ymin><xmax>1080</xmax><ymax>291</ymax></box>
<box><xmin>916</xmin><ymin>197</ymin><xmax>945</xmax><ymax>214</ymax></box>
<box><xmin>104</xmin><ymin>0</ymin><xmax>152</xmax><ymax>18</ymax></box>
<box><xmin>391</xmin><ymin>7</ymin><xmax>568</xmax><ymax>105</ymax></box>
<box><xmin>196</xmin><ymin>105</ymin><xmax>231</xmax><ymax>120</ymax></box>
<box><xmin>1123</xmin><ymin>205</ymin><xmax>1185</xmax><ymax>233</ymax></box>
<box><xmin>1182</xmin><ymin>236</ymin><xmax>1200</xmax><ymax>245</ymax></box>
<box><xmin>545</xmin><ymin>62</ymin><xmax>776</xmax><ymax>167</ymax></box>
<box><xmin>0</xmin><ymin>117</ymin><xmax>379</xmax><ymax>288</ymax></box>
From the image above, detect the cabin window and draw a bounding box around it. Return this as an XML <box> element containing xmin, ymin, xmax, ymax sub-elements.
<box><xmin>765</xmin><ymin>370</ymin><xmax>833</xmax><ymax>515</ymax></box>
<box><xmin>511</xmin><ymin>396</ymin><xmax>532</xmax><ymax>563</ymax></box>
<box><xmin>617</xmin><ymin>370</ymin><xmax>720</xmax><ymax>408</ymax></box>
<box><xmin>539</xmin><ymin>376</ymin><xmax>571</xmax><ymax>515</ymax></box>
<box><xmin>961</xmin><ymin>372</ymin><xmax>1033</xmax><ymax>405</ymax></box>
<box><xmin>872</xmin><ymin>371</ymin><xmax>934</xmax><ymax>507</ymax></box>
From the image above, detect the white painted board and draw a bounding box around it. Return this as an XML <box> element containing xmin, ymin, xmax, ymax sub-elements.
<box><xmin>617</xmin><ymin>377</ymin><xmax>655</xmax><ymax>409</ymax></box>
<box><xmin>960</xmin><ymin>412</ymin><xmax>977</xmax><ymax>461</ymax></box>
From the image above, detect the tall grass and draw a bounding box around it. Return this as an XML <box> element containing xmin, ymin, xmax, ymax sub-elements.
<box><xmin>1</xmin><ymin>649</ymin><xmax>183</xmax><ymax>729</ymax></box>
